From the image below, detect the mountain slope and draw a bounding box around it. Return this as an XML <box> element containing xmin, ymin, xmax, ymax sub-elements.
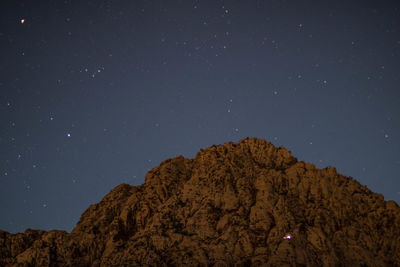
<box><xmin>1</xmin><ymin>138</ymin><xmax>399</xmax><ymax>266</ymax></box>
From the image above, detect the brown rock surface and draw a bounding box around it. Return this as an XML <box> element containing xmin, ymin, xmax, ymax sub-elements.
<box><xmin>1</xmin><ymin>138</ymin><xmax>399</xmax><ymax>266</ymax></box>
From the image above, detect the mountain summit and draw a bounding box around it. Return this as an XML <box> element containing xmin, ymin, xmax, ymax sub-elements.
<box><xmin>1</xmin><ymin>138</ymin><xmax>399</xmax><ymax>266</ymax></box>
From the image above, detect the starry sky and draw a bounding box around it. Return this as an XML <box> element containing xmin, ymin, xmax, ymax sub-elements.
<box><xmin>1</xmin><ymin>0</ymin><xmax>399</xmax><ymax>233</ymax></box>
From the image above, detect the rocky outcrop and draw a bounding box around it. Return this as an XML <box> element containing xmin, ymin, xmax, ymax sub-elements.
<box><xmin>1</xmin><ymin>138</ymin><xmax>399</xmax><ymax>266</ymax></box>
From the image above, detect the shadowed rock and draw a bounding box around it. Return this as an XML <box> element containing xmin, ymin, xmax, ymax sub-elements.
<box><xmin>1</xmin><ymin>138</ymin><xmax>399</xmax><ymax>266</ymax></box>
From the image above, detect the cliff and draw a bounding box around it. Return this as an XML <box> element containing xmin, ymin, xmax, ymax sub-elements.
<box><xmin>1</xmin><ymin>138</ymin><xmax>399</xmax><ymax>266</ymax></box>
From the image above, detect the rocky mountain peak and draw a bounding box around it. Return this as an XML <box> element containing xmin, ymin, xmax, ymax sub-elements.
<box><xmin>1</xmin><ymin>138</ymin><xmax>399</xmax><ymax>266</ymax></box>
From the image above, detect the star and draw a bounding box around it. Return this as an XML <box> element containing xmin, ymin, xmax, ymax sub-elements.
<box><xmin>20</xmin><ymin>19</ymin><xmax>25</xmax><ymax>24</ymax></box>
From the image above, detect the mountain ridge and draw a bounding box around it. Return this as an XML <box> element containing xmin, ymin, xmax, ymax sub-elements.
<box><xmin>1</xmin><ymin>137</ymin><xmax>399</xmax><ymax>266</ymax></box>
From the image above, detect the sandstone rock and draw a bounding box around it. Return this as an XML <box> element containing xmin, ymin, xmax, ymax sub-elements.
<box><xmin>1</xmin><ymin>138</ymin><xmax>399</xmax><ymax>266</ymax></box>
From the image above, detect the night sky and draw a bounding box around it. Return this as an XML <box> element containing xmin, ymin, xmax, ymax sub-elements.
<box><xmin>1</xmin><ymin>0</ymin><xmax>399</xmax><ymax>234</ymax></box>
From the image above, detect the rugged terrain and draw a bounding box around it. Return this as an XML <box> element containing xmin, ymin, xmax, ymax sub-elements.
<box><xmin>1</xmin><ymin>138</ymin><xmax>399</xmax><ymax>266</ymax></box>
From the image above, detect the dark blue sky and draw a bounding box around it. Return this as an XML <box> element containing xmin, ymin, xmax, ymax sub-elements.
<box><xmin>1</xmin><ymin>0</ymin><xmax>399</xmax><ymax>233</ymax></box>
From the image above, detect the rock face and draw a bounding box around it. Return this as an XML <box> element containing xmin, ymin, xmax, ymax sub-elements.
<box><xmin>1</xmin><ymin>138</ymin><xmax>399</xmax><ymax>266</ymax></box>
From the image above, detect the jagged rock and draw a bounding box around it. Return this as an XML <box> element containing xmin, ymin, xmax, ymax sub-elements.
<box><xmin>1</xmin><ymin>138</ymin><xmax>399</xmax><ymax>266</ymax></box>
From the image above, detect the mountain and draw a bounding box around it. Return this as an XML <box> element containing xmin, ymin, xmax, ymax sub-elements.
<box><xmin>1</xmin><ymin>138</ymin><xmax>399</xmax><ymax>266</ymax></box>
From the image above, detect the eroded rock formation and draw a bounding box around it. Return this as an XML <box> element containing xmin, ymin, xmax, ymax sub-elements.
<box><xmin>1</xmin><ymin>138</ymin><xmax>399</xmax><ymax>266</ymax></box>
